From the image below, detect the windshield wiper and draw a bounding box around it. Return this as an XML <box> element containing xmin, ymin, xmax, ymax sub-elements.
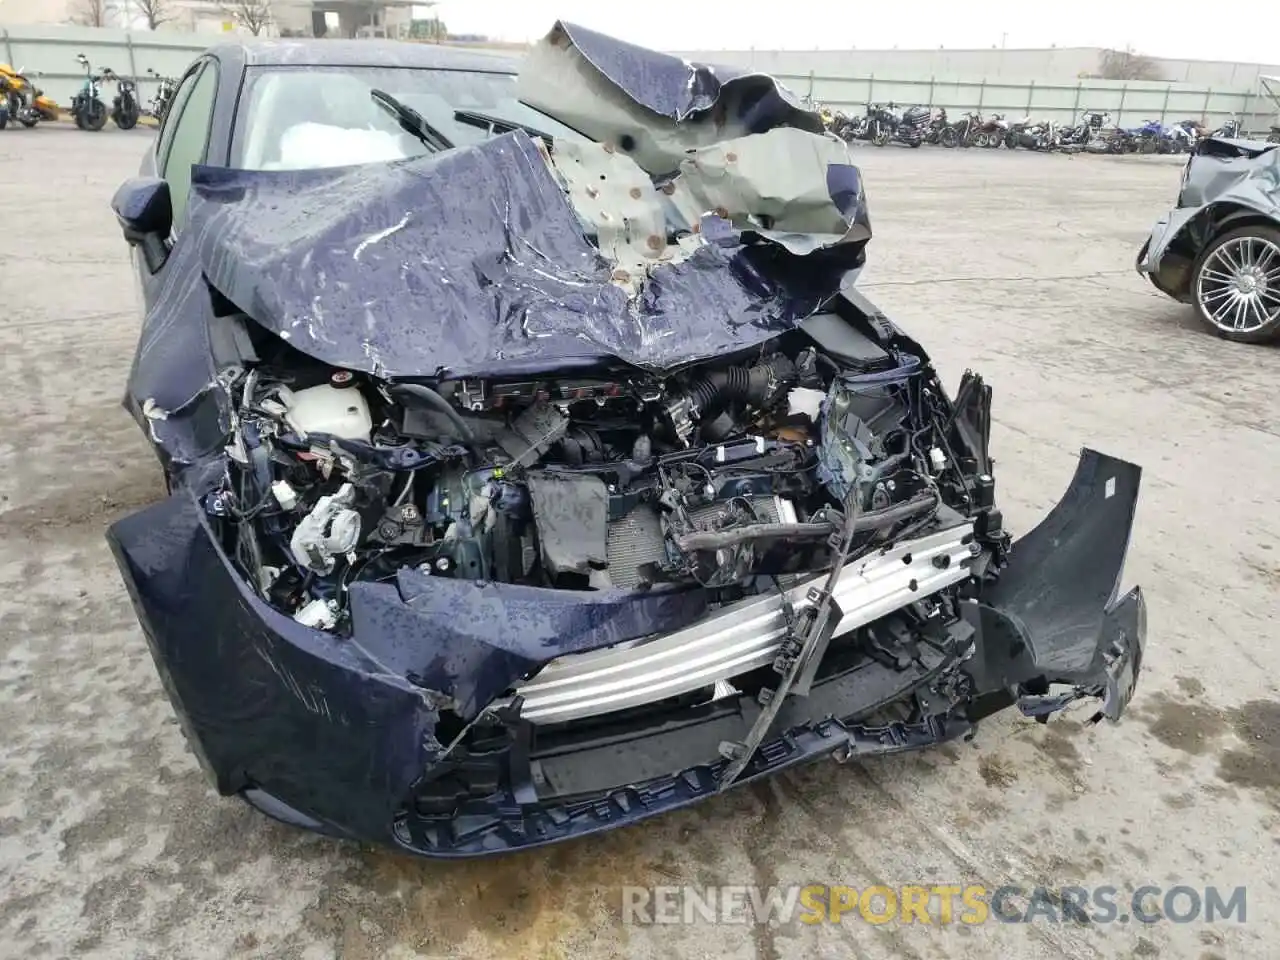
<box><xmin>453</xmin><ymin>109</ymin><xmax>554</xmax><ymax>143</ymax></box>
<box><xmin>370</xmin><ymin>89</ymin><xmax>453</xmax><ymax>152</ymax></box>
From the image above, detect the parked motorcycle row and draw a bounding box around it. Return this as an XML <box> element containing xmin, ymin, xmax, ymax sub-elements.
<box><xmin>0</xmin><ymin>53</ymin><xmax>177</xmax><ymax>132</ymax></box>
<box><xmin>819</xmin><ymin>102</ymin><xmax>1278</xmax><ymax>152</ymax></box>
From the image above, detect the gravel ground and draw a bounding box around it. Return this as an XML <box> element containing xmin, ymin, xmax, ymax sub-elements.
<box><xmin>1</xmin><ymin>126</ymin><xmax>1277</xmax><ymax>960</ymax></box>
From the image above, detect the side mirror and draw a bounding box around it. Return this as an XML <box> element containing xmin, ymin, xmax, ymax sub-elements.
<box><xmin>111</xmin><ymin>177</ymin><xmax>172</xmax><ymax>273</ymax></box>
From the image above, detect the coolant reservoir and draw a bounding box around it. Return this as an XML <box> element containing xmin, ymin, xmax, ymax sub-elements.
<box><xmin>282</xmin><ymin>382</ymin><xmax>372</xmax><ymax>440</ymax></box>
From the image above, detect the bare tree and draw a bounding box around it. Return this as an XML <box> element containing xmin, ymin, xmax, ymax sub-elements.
<box><xmin>132</xmin><ymin>0</ymin><xmax>174</xmax><ymax>30</ymax></box>
<box><xmin>1096</xmin><ymin>47</ymin><xmax>1162</xmax><ymax>82</ymax></box>
<box><xmin>70</xmin><ymin>0</ymin><xmax>115</xmax><ymax>27</ymax></box>
<box><xmin>221</xmin><ymin>0</ymin><xmax>273</xmax><ymax>36</ymax></box>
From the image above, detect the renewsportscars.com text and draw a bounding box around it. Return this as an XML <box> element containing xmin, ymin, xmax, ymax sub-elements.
<box><xmin>622</xmin><ymin>883</ymin><xmax>1247</xmax><ymax>926</ymax></box>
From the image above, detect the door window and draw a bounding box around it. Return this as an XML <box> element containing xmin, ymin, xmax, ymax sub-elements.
<box><xmin>154</xmin><ymin>64</ymin><xmax>201</xmax><ymax>172</ymax></box>
<box><xmin>159</xmin><ymin>62</ymin><xmax>218</xmax><ymax>228</ymax></box>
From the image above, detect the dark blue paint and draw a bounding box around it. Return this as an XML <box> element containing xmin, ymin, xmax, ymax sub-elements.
<box><xmin>349</xmin><ymin>569</ymin><xmax>708</xmax><ymax>718</ymax></box>
<box><xmin>108</xmin><ymin>490</ymin><xmax>706</xmax><ymax>841</ymax></box>
<box><xmin>553</xmin><ymin>22</ymin><xmax>750</xmax><ymax>120</ymax></box>
<box><xmin>108</xmin><ymin>28</ymin><xmax>1147</xmax><ymax>858</ymax></box>
<box><xmin>110</xmin><ymin>176</ymin><xmax>171</xmax><ymax>233</ymax></box>
<box><xmin>107</xmin><ymin>449</ymin><xmax>1146</xmax><ymax>856</ymax></box>
<box><xmin>108</xmin><ymin>493</ymin><xmax>439</xmax><ymax>839</ymax></box>
<box><xmin>181</xmin><ymin>129</ymin><xmax>865</xmax><ymax>380</ymax></box>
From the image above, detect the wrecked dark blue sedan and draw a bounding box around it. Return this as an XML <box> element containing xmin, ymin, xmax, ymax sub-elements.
<box><xmin>107</xmin><ymin>26</ymin><xmax>1146</xmax><ymax>858</ymax></box>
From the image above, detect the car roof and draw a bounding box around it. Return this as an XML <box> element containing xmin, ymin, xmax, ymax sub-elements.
<box><xmin>205</xmin><ymin>39</ymin><xmax>521</xmax><ymax>74</ymax></box>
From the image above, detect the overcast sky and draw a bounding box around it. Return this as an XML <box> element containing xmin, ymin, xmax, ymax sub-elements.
<box><xmin>430</xmin><ymin>0</ymin><xmax>1277</xmax><ymax>65</ymax></box>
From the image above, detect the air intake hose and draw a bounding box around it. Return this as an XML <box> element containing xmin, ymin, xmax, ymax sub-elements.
<box><xmin>684</xmin><ymin>355</ymin><xmax>797</xmax><ymax>420</ymax></box>
<box><xmin>388</xmin><ymin>383</ymin><xmax>479</xmax><ymax>447</ymax></box>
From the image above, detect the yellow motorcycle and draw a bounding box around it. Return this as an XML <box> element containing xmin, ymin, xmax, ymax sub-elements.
<box><xmin>0</xmin><ymin>64</ymin><xmax>61</xmax><ymax>129</ymax></box>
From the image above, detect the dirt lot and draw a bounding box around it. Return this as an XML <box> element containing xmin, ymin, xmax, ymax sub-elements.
<box><xmin>1</xmin><ymin>126</ymin><xmax>1277</xmax><ymax>960</ymax></box>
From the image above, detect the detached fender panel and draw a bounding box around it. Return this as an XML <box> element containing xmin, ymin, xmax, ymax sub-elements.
<box><xmin>966</xmin><ymin>448</ymin><xmax>1146</xmax><ymax>720</ymax></box>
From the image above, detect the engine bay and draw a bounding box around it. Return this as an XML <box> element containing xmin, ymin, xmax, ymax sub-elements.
<box><xmin>211</xmin><ymin>307</ymin><xmax>1000</xmax><ymax>633</ymax></box>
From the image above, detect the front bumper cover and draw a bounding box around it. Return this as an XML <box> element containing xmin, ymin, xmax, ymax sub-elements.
<box><xmin>109</xmin><ymin>448</ymin><xmax>1145</xmax><ymax>857</ymax></box>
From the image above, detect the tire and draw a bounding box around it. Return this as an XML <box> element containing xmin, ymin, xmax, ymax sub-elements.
<box><xmin>872</xmin><ymin>128</ymin><xmax>889</xmax><ymax>147</ymax></box>
<box><xmin>114</xmin><ymin>103</ymin><xmax>138</xmax><ymax>130</ymax></box>
<box><xmin>83</xmin><ymin>98</ymin><xmax>107</xmax><ymax>131</ymax></box>
<box><xmin>1191</xmin><ymin>225</ymin><xmax>1280</xmax><ymax>343</ymax></box>
<box><xmin>974</xmin><ymin>132</ymin><xmax>988</xmax><ymax>147</ymax></box>
<box><xmin>940</xmin><ymin>127</ymin><xmax>957</xmax><ymax>148</ymax></box>
<box><xmin>0</xmin><ymin>111</ymin><xmax>7</xmax><ymax>131</ymax></box>
<box><xmin>1005</xmin><ymin>132</ymin><xmax>1018</xmax><ymax>149</ymax></box>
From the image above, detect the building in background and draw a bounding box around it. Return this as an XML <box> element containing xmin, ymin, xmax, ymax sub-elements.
<box><xmin>272</xmin><ymin>0</ymin><xmax>423</xmax><ymax>39</ymax></box>
<box><xmin>0</xmin><ymin>0</ymin><xmax>435</xmax><ymax>37</ymax></box>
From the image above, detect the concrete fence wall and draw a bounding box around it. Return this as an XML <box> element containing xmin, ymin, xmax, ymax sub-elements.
<box><xmin>782</xmin><ymin>72</ymin><xmax>1279</xmax><ymax>135</ymax></box>
<box><xmin>3</xmin><ymin>25</ymin><xmax>1277</xmax><ymax>135</ymax></box>
<box><xmin>673</xmin><ymin>47</ymin><xmax>1280</xmax><ymax>90</ymax></box>
<box><xmin>1</xmin><ymin>25</ymin><xmax>205</xmax><ymax>107</ymax></box>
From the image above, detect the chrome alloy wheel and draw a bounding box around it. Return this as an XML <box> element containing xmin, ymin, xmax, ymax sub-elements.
<box><xmin>1196</xmin><ymin>235</ymin><xmax>1280</xmax><ymax>334</ymax></box>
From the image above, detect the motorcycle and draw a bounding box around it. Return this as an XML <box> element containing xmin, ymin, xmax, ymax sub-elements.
<box><xmin>1011</xmin><ymin>120</ymin><xmax>1058</xmax><ymax>151</ymax></box>
<box><xmin>0</xmin><ymin>63</ymin><xmax>60</xmax><ymax>128</ymax></box>
<box><xmin>1104</xmin><ymin>125</ymin><xmax>1137</xmax><ymax>154</ymax></box>
<box><xmin>1213</xmin><ymin>115</ymin><xmax>1241</xmax><ymax>139</ymax></box>
<box><xmin>894</xmin><ymin>104</ymin><xmax>931</xmax><ymax>147</ymax></box>
<box><xmin>973</xmin><ymin>113</ymin><xmax>1008</xmax><ymax>148</ymax></box>
<box><xmin>1001</xmin><ymin>115</ymin><xmax>1032</xmax><ymax>149</ymax></box>
<box><xmin>865</xmin><ymin>102</ymin><xmax>899</xmax><ymax>146</ymax></box>
<box><xmin>941</xmin><ymin>110</ymin><xmax>983</xmax><ymax>148</ymax></box>
<box><xmin>69</xmin><ymin>54</ymin><xmax>108</xmax><ymax>131</ymax></box>
<box><xmin>1167</xmin><ymin>120</ymin><xmax>1202</xmax><ymax>153</ymax></box>
<box><xmin>924</xmin><ymin>107</ymin><xmax>950</xmax><ymax>144</ymax></box>
<box><xmin>145</xmin><ymin>68</ymin><xmax>178</xmax><ymax>122</ymax></box>
<box><xmin>104</xmin><ymin>68</ymin><xmax>140</xmax><ymax>130</ymax></box>
<box><xmin>827</xmin><ymin>109</ymin><xmax>866</xmax><ymax>143</ymax></box>
<box><xmin>1056</xmin><ymin>110</ymin><xmax>1111</xmax><ymax>152</ymax></box>
<box><xmin>1130</xmin><ymin>119</ymin><xmax>1166</xmax><ymax>153</ymax></box>
<box><xmin>1268</xmin><ymin>126</ymin><xmax>1280</xmax><ymax>145</ymax></box>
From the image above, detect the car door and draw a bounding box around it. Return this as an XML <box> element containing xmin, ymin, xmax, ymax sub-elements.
<box><xmin>134</xmin><ymin>57</ymin><xmax>220</xmax><ymax>311</ymax></box>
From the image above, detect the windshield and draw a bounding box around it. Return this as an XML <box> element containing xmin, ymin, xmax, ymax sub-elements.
<box><xmin>230</xmin><ymin>65</ymin><xmax>584</xmax><ymax>171</ymax></box>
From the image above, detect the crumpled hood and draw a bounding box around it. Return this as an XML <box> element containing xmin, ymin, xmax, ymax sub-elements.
<box><xmin>185</xmin><ymin>21</ymin><xmax>869</xmax><ymax>379</ymax></box>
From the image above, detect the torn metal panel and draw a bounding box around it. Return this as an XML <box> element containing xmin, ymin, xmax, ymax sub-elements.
<box><xmin>517</xmin><ymin>21</ymin><xmax>823</xmax><ymax>175</ymax></box>
<box><xmin>548</xmin><ymin>137</ymin><xmax>682</xmax><ymax>295</ymax></box>
<box><xmin>669</xmin><ymin>128</ymin><xmax>871</xmax><ymax>255</ymax></box>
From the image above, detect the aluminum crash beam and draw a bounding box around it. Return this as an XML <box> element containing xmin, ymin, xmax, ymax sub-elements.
<box><xmin>506</xmin><ymin>523</ymin><xmax>976</xmax><ymax>724</ymax></box>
